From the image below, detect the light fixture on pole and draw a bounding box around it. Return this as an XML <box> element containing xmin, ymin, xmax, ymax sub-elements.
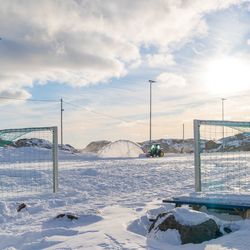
<box><xmin>149</xmin><ymin>80</ymin><xmax>156</xmax><ymax>143</ymax></box>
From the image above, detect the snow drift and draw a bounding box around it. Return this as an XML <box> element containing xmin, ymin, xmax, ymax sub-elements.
<box><xmin>98</xmin><ymin>140</ymin><xmax>144</xmax><ymax>158</ymax></box>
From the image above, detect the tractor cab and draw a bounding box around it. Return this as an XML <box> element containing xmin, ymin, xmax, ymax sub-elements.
<box><xmin>147</xmin><ymin>143</ymin><xmax>164</xmax><ymax>157</ymax></box>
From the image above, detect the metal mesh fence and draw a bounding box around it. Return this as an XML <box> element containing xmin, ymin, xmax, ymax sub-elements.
<box><xmin>0</xmin><ymin>127</ymin><xmax>58</xmax><ymax>198</ymax></box>
<box><xmin>195</xmin><ymin>120</ymin><xmax>250</xmax><ymax>194</ymax></box>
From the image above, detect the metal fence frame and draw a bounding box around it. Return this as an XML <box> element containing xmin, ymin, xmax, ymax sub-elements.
<box><xmin>193</xmin><ymin>119</ymin><xmax>250</xmax><ymax>192</ymax></box>
<box><xmin>0</xmin><ymin>126</ymin><xmax>58</xmax><ymax>193</ymax></box>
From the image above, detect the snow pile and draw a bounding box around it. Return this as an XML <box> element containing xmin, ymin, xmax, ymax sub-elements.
<box><xmin>98</xmin><ymin>140</ymin><xmax>144</xmax><ymax>158</ymax></box>
<box><xmin>12</xmin><ymin>138</ymin><xmax>52</xmax><ymax>149</ymax></box>
<box><xmin>83</xmin><ymin>140</ymin><xmax>111</xmax><ymax>153</ymax></box>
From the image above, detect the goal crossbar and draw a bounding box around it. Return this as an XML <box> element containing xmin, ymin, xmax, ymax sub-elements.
<box><xmin>0</xmin><ymin>127</ymin><xmax>58</xmax><ymax>144</ymax></box>
<box><xmin>197</xmin><ymin>120</ymin><xmax>250</xmax><ymax>128</ymax></box>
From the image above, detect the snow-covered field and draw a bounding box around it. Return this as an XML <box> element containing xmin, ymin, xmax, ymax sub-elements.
<box><xmin>1</xmin><ymin>151</ymin><xmax>250</xmax><ymax>249</ymax></box>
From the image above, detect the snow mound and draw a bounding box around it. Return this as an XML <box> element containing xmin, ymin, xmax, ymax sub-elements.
<box><xmin>98</xmin><ymin>140</ymin><xmax>144</xmax><ymax>158</ymax></box>
<box><xmin>83</xmin><ymin>140</ymin><xmax>111</xmax><ymax>153</ymax></box>
<box><xmin>171</xmin><ymin>207</ymin><xmax>212</xmax><ymax>226</ymax></box>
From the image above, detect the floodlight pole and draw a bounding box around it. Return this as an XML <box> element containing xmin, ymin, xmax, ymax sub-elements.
<box><xmin>183</xmin><ymin>123</ymin><xmax>185</xmax><ymax>142</ymax></box>
<box><xmin>149</xmin><ymin>80</ymin><xmax>156</xmax><ymax>144</ymax></box>
<box><xmin>222</xmin><ymin>98</ymin><xmax>226</xmax><ymax>139</ymax></box>
<box><xmin>60</xmin><ymin>98</ymin><xmax>64</xmax><ymax>146</ymax></box>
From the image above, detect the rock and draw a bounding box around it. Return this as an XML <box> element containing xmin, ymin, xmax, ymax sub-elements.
<box><xmin>149</xmin><ymin>212</ymin><xmax>222</xmax><ymax>244</ymax></box>
<box><xmin>66</xmin><ymin>214</ymin><xmax>78</xmax><ymax>220</ymax></box>
<box><xmin>56</xmin><ymin>213</ymin><xmax>66</xmax><ymax>218</ymax></box>
<box><xmin>17</xmin><ymin>203</ymin><xmax>27</xmax><ymax>212</ymax></box>
<box><xmin>223</xmin><ymin>226</ymin><xmax>232</xmax><ymax>234</ymax></box>
<box><xmin>205</xmin><ymin>140</ymin><xmax>220</xmax><ymax>150</ymax></box>
<box><xmin>56</xmin><ymin>213</ymin><xmax>78</xmax><ymax>220</ymax></box>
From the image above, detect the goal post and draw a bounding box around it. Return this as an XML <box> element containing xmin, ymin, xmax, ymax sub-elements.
<box><xmin>194</xmin><ymin>119</ymin><xmax>201</xmax><ymax>192</ymax></box>
<box><xmin>0</xmin><ymin>126</ymin><xmax>58</xmax><ymax>197</ymax></box>
<box><xmin>194</xmin><ymin>119</ymin><xmax>250</xmax><ymax>194</ymax></box>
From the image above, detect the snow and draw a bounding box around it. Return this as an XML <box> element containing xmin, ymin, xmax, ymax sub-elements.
<box><xmin>170</xmin><ymin>207</ymin><xmax>212</xmax><ymax>226</ymax></box>
<box><xmin>174</xmin><ymin>192</ymin><xmax>250</xmax><ymax>206</ymax></box>
<box><xmin>1</xmin><ymin>150</ymin><xmax>250</xmax><ymax>249</ymax></box>
<box><xmin>98</xmin><ymin>139</ymin><xmax>144</xmax><ymax>158</ymax></box>
<box><xmin>149</xmin><ymin>228</ymin><xmax>181</xmax><ymax>245</ymax></box>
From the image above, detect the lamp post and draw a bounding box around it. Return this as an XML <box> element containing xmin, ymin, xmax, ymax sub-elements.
<box><xmin>60</xmin><ymin>98</ymin><xmax>64</xmax><ymax>146</ymax></box>
<box><xmin>222</xmin><ymin>98</ymin><xmax>226</xmax><ymax>139</ymax></box>
<box><xmin>149</xmin><ymin>80</ymin><xmax>156</xmax><ymax>143</ymax></box>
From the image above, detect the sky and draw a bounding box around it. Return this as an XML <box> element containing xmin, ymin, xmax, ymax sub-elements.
<box><xmin>1</xmin><ymin>0</ymin><xmax>250</xmax><ymax>148</ymax></box>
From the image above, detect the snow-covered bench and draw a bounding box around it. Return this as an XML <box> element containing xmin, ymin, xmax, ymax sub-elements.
<box><xmin>163</xmin><ymin>194</ymin><xmax>250</xmax><ymax>218</ymax></box>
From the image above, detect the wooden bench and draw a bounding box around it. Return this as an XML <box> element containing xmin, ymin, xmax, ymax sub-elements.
<box><xmin>163</xmin><ymin>198</ymin><xmax>250</xmax><ymax>218</ymax></box>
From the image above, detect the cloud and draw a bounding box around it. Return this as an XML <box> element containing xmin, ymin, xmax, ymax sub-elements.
<box><xmin>156</xmin><ymin>72</ymin><xmax>187</xmax><ymax>88</ymax></box>
<box><xmin>0</xmin><ymin>0</ymin><xmax>240</xmax><ymax>94</ymax></box>
<box><xmin>0</xmin><ymin>89</ymin><xmax>31</xmax><ymax>104</ymax></box>
<box><xmin>147</xmin><ymin>53</ymin><xmax>175</xmax><ymax>68</ymax></box>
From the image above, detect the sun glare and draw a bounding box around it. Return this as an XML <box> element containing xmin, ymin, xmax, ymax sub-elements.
<box><xmin>202</xmin><ymin>57</ymin><xmax>250</xmax><ymax>95</ymax></box>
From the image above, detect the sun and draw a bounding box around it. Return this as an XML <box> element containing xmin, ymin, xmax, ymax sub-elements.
<box><xmin>201</xmin><ymin>56</ymin><xmax>250</xmax><ymax>95</ymax></box>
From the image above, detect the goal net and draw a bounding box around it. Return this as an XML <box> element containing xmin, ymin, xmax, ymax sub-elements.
<box><xmin>0</xmin><ymin>127</ymin><xmax>58</xmax><ymax>198</ymax></box>
<box><xmin>194</xmin><ymin>120</ymin><xmax>250</xmax><ymax>194</ymax></box>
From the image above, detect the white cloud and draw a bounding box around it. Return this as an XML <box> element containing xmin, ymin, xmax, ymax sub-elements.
<box><xmin>0</xmin><ymin>0</ymin><xmax>240</xmax><ymax>94</ymax></box>
<box><xmin>147</xmin><ymin>54</ymin><xmax>175</xmax><ymax>68</ymax></box>
<box><xmin>156</xmin><ymin>72</ymin><xmax>187</xmax><ymax>88</ymax></box>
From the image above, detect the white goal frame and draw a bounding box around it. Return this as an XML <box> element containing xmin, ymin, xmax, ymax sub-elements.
<box><xmin>194</xmin><ymin>119</ymin><xmax>250</xmax><ymax>192</ymax></box>
<box><xmin>0</xmin><ymin>126</ymin><xmax>58</xmax><ymax>193</ymax></box>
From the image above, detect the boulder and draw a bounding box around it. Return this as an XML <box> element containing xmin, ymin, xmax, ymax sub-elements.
<box><xmin>205</xmin><ymin>140</ymin><xmax>220</xmax><ymax>150</ymax></box>
<box><xmin>149</xmin><ymin>212</ymin><xmax>222</xmax><ymax>244</ymax></box>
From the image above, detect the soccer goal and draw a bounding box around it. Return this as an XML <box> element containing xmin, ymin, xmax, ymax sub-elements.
<box><xmin>0</xmin><ymin>126</ymin><xmax>58</xmax><ymax>198</ymax></box>
<box><xmin>194</xmin><ymin>119</ymin><xmax>250</xmax><ymax>194</ymax></box>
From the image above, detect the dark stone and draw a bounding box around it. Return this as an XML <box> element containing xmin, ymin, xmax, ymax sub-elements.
<box><xmin>205</xmin><ymin>140</ymin><xmax>220</xmax><ymax>150</ymax></box>
<box><xmin>17</xmin><ymin>203</ymin><xmax>27</xmax><ymax>212</ymax></box>
<box><xmin>67</xmin><ymin>214</ymin><xmax>78</xmax><ymax>220</ymax></box>
<box><xmin>149</xmin><ymin>212</ymin><xmax>222</xmax><ymax>244</ymax></box>
<box><xmin>224</xmin><ymin>227</ymin><xmax>232</xmax><ymax>234</ymax></box>
<box><xmin>55</xmin><ymin>213</ymin><xmax>78</xmax><ymax>220</ymax></box>
<box><xmin>56</xmin><ymin>213</ymin><xmax>66</xmax><ymax>218</ymax></box>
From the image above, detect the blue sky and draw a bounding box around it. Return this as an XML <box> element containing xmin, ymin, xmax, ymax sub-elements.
<box><xmin>1</xmin><ymin>1</ymin><xmax>250</xmax><ymax>147</ymax></box>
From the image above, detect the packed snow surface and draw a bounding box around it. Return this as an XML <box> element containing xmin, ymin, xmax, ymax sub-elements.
<box><xmin>98</xmin><ymin>139</ymin><xmax>144</xmax><ymax>158</ymax></box>
<box><xmin>1</xmin><ymin>150</ymin><xmax>250</xmax><ymax>249</ymax></box>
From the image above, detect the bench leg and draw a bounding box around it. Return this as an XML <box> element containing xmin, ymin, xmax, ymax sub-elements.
<box><xmin>191</xmin><ymin>205</ymin><xmax>201</xmax><ymax>211</ymax></box>
<box><xmin>242</xmin><ymin>209</ymin><xmax>250</xmax><ymax>219</ymax></box>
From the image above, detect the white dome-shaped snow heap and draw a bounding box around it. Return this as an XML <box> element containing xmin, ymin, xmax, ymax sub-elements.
<box><xmin>98</xmin><ymin>140</ymin><xmax>144</xmax><ymax>158</ymax></box>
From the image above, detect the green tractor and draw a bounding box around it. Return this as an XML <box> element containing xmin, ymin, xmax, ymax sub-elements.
<box><xmin>147</xmin><ymin>143</ymin><xmax>164</xmax><ymax>157</ymax></box>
